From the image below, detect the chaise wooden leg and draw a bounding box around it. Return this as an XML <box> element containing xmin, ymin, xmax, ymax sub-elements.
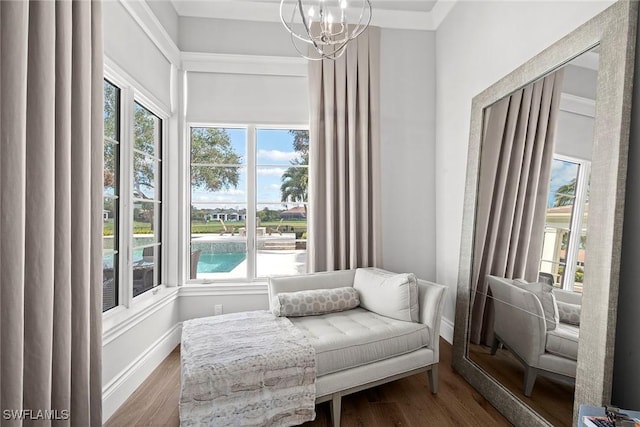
<box><xmin>427</xmin><ymin>364</ymin><xmax>439</xmax><ymax>394</ymax></box>
<box><xmin>490</xmin><ymin>336</ymin><xmax>500</xmax><ymax>355</ymax></box>
<box><xmin>330</xmin><ymin>393</ymin><xmax>342</xmax><ymax>427</ymax></box>
<box><xmin>523</xmin><ymin>367</ymin><xmax>537</xmax><ymax>397</ymax></box>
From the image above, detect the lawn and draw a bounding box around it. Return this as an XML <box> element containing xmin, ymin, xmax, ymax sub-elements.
<box><xmin>103</xmin><ymin>220</ymin><xmax>158</xmax><ymax>236</ymax></box>
<box><xmin>103</xmin><ymin>219</ymin><xmax>308</xmax><ymax>236</ymax></box>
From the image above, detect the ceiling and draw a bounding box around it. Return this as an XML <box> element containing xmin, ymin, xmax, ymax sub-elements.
<box><xmin>168</xmin><ymin>0</ymin><xmax>455</xmax><ymax>30</ymax></box>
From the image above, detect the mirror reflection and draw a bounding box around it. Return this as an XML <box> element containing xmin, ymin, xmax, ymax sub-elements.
<box><xmin>467</xmin><ymin>47</ymin><xmax>598</xmax><ymax>427</ymax></box>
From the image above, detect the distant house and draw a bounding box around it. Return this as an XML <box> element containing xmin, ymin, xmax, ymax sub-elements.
<box><xmin>203</xmin><ymin>207</ymin><xmax>247</xmax><ymax>222</ymax></box>
<box><xmin>280</xmin><ymin>206</ymin><xmax>306</xmax><ymax>220</ymax></box>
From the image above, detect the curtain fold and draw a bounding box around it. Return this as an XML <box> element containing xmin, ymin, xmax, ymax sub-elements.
<box><xmin>469</xmin><ymin>69</ymin><xmax>564</xmax><ymax>345</ymax></box>
<box><xmin>0</xmin><ymin>1</ymin><xmax>103</xmax><ymax>425</ymax></box>
<box><xmin>308</xmin><ymin>27</ymin><xmax>382</xmax><ymax>272</ymax></box>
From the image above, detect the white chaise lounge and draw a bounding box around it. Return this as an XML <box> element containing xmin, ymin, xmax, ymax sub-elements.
<box><xmin>268</xmin><ymin>268</ymin><xmax>447</xmax><ymax>427</ymax></box>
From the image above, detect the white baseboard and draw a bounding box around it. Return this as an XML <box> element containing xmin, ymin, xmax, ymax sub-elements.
<box><xmin>440</xmin><ymin>316</ymin><xmax>454</xmax><ymax>344</ymax></box>
<box><xmin>102</xmin><ymin>322</ymin><xmax>183</xmax><ymax>423</ymax></box>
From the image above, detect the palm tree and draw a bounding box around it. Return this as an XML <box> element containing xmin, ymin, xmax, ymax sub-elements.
<box><xmin>553</xmin><ymin>178</ymin><xmax>576</xmax><ymax>207</ymax></box>
<box><xmin>280</xmin><ymin>163</ymin><xmax>307</xmax><ymax>203</ymax></box>
<box><xmin>280</xmin><ymin>130</ymin><xmax>309</xmax><ymax>204</ymax></box>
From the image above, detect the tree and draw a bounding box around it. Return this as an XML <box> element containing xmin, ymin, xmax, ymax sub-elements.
<box><xmin>553</xmin><ymin>178</ymin><xmax>576</xmax><ymax>207</ymax></box>
<box><xmin>191</xmin><ymin>127</ymin><xmax>241</xmax><ymax>192</ymax></box>
<box><xmin>133</xmin><ymin>104</ymin><xmax>157</xmax><ymax>198</ymax></box>
<box><xmin>280</xmin><ymin>130</ymin><xmax>309</xmax><ymax>204</ymax></box>
<box><xmin>104</xmin><ymin>82</ymin><xmax>118</xmax><ymax>193</ymax></box>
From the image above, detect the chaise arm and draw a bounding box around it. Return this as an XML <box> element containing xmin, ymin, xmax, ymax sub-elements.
<box><xmin>488</xmin><ymin>276</ymin><xmax>547</xmax><ymax>366</ymax></box>
<box><xmin>416</xmin><ymin>279</ymin><xmax>447</xmax><ymax>362</ymax></box>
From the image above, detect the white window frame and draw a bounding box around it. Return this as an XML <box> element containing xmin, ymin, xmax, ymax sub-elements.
<box><xmin>541</xmin><ymin>154</ymin><xmax>591</xmax><ymax>291</ymax></box>
<box><xmin>103</xmin><ymin>62</ymin><xmax>170</xmax><ymax>315</ymax></box>
<box><xmin>186</xmin><ymin>123</ymin><xmax>309</xmax><ymax>283</ymax></box>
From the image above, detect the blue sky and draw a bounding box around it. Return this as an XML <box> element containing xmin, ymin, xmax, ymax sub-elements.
<box><xmin>191</xmin><ymin>128</ymin><xmax>306</xmax><ymax>211</ymax></box>
<box><xmin>547</xmin><ymin>159</ymin><xmax>579</xmax><ymax>208</ymax></box>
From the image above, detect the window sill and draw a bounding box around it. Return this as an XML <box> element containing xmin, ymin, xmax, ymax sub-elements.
<box><xmin>179</xmin><ymin>281</ymin><xmax>268</xmax><ymax>297</ymax></box>
<box><xmin>103</xmin><ymin>285</ymin><xmax>179</xmax><ymax>345</ymax></box>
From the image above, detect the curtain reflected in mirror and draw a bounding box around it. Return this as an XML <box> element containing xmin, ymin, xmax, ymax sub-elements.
<box><xmin>467</xmin><ymin>48</ymin><xmax>598</xmax><ymax>427</ymax></box>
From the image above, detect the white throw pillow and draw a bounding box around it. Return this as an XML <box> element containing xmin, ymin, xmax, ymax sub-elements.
<box><xmin>271</xmin><ymin>287</ymin><xmax>360</xmax><ymax>317</ymax></box>
<box><xmin>353</xmin><ymin>268</ymin><xmax>419</xmax><ymax>322</ymax></box>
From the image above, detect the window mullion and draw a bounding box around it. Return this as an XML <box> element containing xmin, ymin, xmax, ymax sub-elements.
<box><xmin>120</xmin><ymin>87</ymin><xmax>135</xmax><ymax>308</ymax></box>
<box><xmin>565</xmin><ymin>161</ymin><xmax>591</xmax><ymax>291</ymax></box>
<box><xmin>247</xmin><ymin>125</ymin><xmax>257</xmax><ymax>280</ymax></box>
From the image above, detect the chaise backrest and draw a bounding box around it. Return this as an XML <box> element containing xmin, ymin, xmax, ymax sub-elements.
<box><xmin>553</xmin><ymin>288</ymin><xmax>582</xmax><ymax>306</ymax></box>
<box><xmin>268</xmin><ymin>270</ymin><xmax>357</xmax><ymax>310</ymax></box>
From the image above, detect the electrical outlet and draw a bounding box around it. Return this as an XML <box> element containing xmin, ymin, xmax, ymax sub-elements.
<box><xmin>214</xmin><ymin>304</ymin><xmax>223</xmax><ymax>315</ymax></box>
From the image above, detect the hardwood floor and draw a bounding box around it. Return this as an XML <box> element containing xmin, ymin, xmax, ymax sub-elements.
<box><xmin>105</xmin><ymin>339</ymin><xmax>512</xmax><ymax>426</ymax></box>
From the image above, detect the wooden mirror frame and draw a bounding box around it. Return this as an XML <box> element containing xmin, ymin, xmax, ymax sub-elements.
<box><xmin>452</xmin><ymin>1</ymin><xmax>638</xmax><ymax>425</ymax></box>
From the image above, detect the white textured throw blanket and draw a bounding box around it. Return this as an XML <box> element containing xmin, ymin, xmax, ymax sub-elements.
<box><xmin>180</xmin><ymin>311</ymin><xmax>316</xmax><ymax>427</ymax></box>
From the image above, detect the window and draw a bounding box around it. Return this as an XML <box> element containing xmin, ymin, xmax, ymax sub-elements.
<box><xmin>189</xmin><ymin>126</ymin><xmax>308</xmax><ymax>281</ymax></box>
<box><xmin>132</xmin><ymin>103</ymin><xmax>163</xmax><ymax>297</ymax></box>
<box><xmin>539</xmin><ymin>156</ymin><xmax>590</xmax><ymax>292</ymax></box>
<box><xmin>103</xmin><ymin>80</ymin><xmax>120</xmax><ymax>312</ymax></box>
<box><xmin>102</xmin><ymin>78</ymin><xmax>164</xmax><ymax>312</ymax></box>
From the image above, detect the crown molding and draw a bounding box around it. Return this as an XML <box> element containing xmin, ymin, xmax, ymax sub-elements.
<box><xmin>171</xmin><ymin>0</ymin><xmax>457</xmax><ymax>31</ymax></box>
<box><xmin>560</xmin><ymin>93</ymin><xmax>596</xmax><ymax>118</ymax></box>
<box><xmin>119</xmin><ymin>0</ymin><xmax>181</xmax><ymax>66</ymax></box>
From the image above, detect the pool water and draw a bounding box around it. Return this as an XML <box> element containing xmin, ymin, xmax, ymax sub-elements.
<box><xmin>198</xmin><ymin>252</ymin><xmax>246</xmax><ymax>273</ymax></box>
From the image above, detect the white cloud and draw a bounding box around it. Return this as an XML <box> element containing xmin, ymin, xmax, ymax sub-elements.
<box><xmin>550</xmin><ymin>161</ymin><xmax>579</xmax><ymax>192</ymax></box>
<box><xmin>257</xmin><ymin>167</ymin><xmax>287</xmax><ymax>177</ymax></box>
<box><xmin>192</xmin><ymin>188</ymin><xmax>245</xmax><ymax>204</ymax></box>
<box><xmin>258</xmin><ymin>149</ymin><xmax>297</xmax><ymax>162</ymax></box>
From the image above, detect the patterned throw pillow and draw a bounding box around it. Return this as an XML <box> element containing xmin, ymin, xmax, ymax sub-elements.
<box><xmin>271</xmin><ymin>287</ymin><xmax>360</xmax><ymax>317</ymax></box>
<box><xmin>557</xmin><ymin>300</ymin><xmax>581</xmax><ymax>326</ymax></box>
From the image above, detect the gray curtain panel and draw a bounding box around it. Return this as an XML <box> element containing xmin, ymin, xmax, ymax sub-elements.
<box><xmin>0</xmin><ymin>1</ymin><xmax>103</xmax><ymax>425</ymax></box>
<box><xmin>469</xmin><ymin>69</ymin><xmax>564</xmax><ymax>345</ymax></box>
<box><xmin>307</xmin><ymin>27</ymin><xmax>382</xmax><ymax>273</ymax></box>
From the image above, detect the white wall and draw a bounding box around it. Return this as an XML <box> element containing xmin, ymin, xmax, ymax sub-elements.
<box><xmin>434</xmin><ymin>0</ymin><xmax>614</xmax><ymax>327</ymax></box>
<box><xmin>380</xmin><ymin>28</ymin><xmax>437</xmax><ymax>282</ymax></box>
<box><xmin>179</xmin><ymin>17</ymin><xmax>299</xmax><ymax>57</ymax></box>
<box><xmin>146</xmin><ymin>0</ymin><xmax>179</xmax><ymax>44</ymax></box>
<box><xmin>102</xmin><ymin>292</ymin><xmax>180</xmax><ymax>420</ymax></box>
<box><xmin>103</xmin><ymin>1</ymin><xmax>173</xmax><ymax>108</ymax></box>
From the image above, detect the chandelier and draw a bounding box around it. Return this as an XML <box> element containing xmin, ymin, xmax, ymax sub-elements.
<box><xmin>280</xmin><ymin>0</ymin><xmax>372</xmax><ymax>60</ymax></box>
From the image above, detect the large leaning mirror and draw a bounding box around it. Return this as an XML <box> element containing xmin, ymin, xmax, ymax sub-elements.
<box><xmin>452</xmin><ymin>1</ymin><xmax>638</xmax><ymax>426</ymax></box>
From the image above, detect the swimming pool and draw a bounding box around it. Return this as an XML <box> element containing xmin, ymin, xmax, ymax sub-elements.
<box><xmin>197</xmin><ymin>252</ymin><xmax>246</xmax><ymax>273</ymax></box>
